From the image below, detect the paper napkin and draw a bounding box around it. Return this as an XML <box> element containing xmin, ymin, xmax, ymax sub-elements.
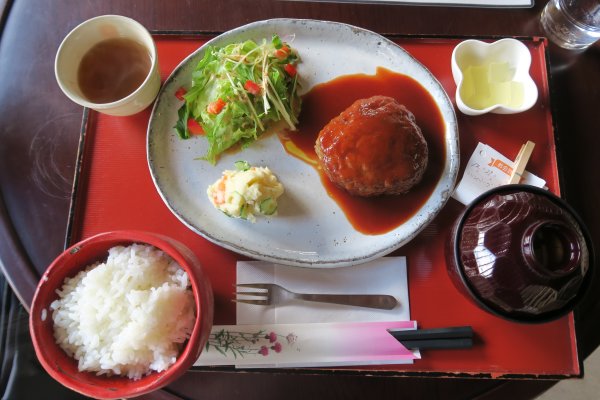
<box><xmin>236</xmin><ymin>257</ymin><xmax>409</xmax><ymax>325</ymax></box>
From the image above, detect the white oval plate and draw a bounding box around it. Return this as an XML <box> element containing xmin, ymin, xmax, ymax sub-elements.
<box><xmin>147</xmin><ymin>19</ymin><xmax>459</xmax><ymax>268</ymax></box>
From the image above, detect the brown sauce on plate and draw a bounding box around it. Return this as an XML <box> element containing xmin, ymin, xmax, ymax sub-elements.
<box><xmin>78</xmin><ymin>37</ymin><xmax>151</xmax><ymax>104</ymax></box>
<box><xmin>278</xmin><ymin>67</ymin><xmax>446</xmax><ymax>235</ymax></box>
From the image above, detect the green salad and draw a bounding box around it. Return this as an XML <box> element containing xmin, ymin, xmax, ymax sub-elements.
<box><xmin>174</xmin><ymin>35</ymin><xmax>301</xmax><ymax>164</ymax></box>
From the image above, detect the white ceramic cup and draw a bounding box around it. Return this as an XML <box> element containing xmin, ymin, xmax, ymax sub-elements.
<box><xmin>55</xmin><ymin>15</ymin><xmax>160</xmax><ymax>116</ymax></box>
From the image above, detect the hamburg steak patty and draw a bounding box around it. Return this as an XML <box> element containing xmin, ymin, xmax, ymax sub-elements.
<box><xmin>315</xmin><ymin>96</ymin><xmax>428</xmax><ymax>197</ymax></box>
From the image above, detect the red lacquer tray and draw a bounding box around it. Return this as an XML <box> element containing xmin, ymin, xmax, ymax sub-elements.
<box><xmin>67</xmin><ymin>33</ymin><xmax>579</xmax><ymax>378</ymax></box>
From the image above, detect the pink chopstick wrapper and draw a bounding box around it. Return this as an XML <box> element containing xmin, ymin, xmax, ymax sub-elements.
<box><xmin>195</xmin><ymin>320</ymin><xmax>419</xmax><ymax>368</ymax></box>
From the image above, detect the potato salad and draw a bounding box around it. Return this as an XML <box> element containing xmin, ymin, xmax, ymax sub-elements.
<box><xmin>207</xmin><ymin>161</ymin><xmax>284</xmax><ymax>222</ymax></box>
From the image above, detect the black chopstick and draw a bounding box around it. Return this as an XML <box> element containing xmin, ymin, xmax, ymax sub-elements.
<box><xmin>399</xmin><ymin>337</ymin><xmax>473</xmax><ymax>350</ymax></box>
<box><xmin>388</xmin><ymin>326</ymin><xmax>474</xmax><ymax>350</ymax></box>
<box><xmin>389</xmin><ymin>326</ymin><xmax>473</xmax><ymax>341</ymax></box>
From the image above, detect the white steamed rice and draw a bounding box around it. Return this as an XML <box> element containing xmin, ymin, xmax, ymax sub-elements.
<box><xmin>51</xmin><ymin>244</ymin><xmax>196</xmax><ymax>380</ymax></box>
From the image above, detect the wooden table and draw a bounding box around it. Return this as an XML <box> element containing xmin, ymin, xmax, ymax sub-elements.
<box><xmin>1</xmin><ymin>1</ymin><xmax>598</xmax><ymax>398</ymax></box>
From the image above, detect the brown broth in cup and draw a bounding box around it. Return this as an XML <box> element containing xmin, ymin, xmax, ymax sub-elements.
<box><xmin>77</xmin><ymin>37</ymin><xmax>151</xmax><ymax>104</ymax></box>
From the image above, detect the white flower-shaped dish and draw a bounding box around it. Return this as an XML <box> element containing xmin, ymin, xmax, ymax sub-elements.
<box><xmin>451</xmin><ymin>38</ymin><xmax>538</xmax><ymax>116</ymax></box>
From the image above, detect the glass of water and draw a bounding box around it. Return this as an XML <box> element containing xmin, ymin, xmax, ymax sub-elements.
<box><xmin>541</xmin><ymin>0</ymin><xmax>600</xmax><ymax>50</ymax></box>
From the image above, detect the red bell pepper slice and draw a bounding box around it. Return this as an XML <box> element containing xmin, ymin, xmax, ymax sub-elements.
<box><xmin>273</xmin><ymin>45</ymin><xmax>290</xmax><ymax>60</ymax></box>
<box><xmin>244</xmin><ymin>80</ymin><xmax>261</xmax><ymax>95</ymax></box>
<box><xmin>175</xmin><ymin>87</ymin><xmax>187</xmax><ymax>101</ymax></box>
<box><xmin>284</xmin><ymin>63</ymin><xmax>297</xmax><ymax>78</ymax></box>
<box><xmin>207</xmin><ymin>98</ymin><xmax>226</xmax><ymax>115</ymax></box>
<box><xmin>187</xmin><ymin>118</ymin><xmax>205</xmax><ymax>135</ymax></box>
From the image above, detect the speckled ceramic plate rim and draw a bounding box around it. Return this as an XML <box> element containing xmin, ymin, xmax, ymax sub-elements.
<box><xmin>147</xmin><ymin>19</ymin><xmax>459</xmax><ymax>268</ymax></box>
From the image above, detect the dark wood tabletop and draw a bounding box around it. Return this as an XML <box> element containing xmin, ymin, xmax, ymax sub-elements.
<box><xmin>1</xmin><ymin>0</ymin><xmax>599</xmax><ymax>399</ymax></box>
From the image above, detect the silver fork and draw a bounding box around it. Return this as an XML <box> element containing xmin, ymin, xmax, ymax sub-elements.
<box><xmin>234</xmin><ymin>283</ymin><xmax>398</xmax><ymax>310</ymax></box>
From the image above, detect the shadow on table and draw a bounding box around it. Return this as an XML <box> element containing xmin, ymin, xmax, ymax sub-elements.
<box><xmin>0</xmin><ymin>273</ymin><xmax>87</xmax><ymax>400</ymax></box>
